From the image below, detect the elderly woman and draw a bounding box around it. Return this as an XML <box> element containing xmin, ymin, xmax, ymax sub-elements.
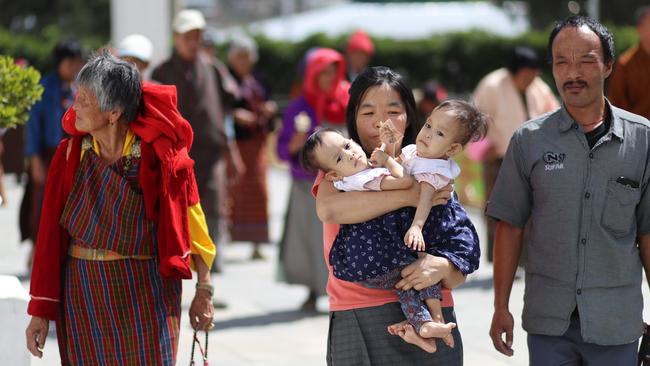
<box><xmin>226</xmin><ymin>36</ymin><xmax>277</xmax><ymax>259</ymax></box>
<box><xmin>24</xmin><ymin>52</ymin><xmax>215</xmax><ymax>365</ymax></box>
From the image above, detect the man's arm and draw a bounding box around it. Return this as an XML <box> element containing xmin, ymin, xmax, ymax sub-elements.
<box><xmin>489</xmin><ymin>220</ymin><xmax>524</xmax><ymax>357</ymax></box>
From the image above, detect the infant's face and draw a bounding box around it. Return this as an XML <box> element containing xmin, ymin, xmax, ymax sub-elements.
<box><xmin>316</xmin><ymin>131</ymin><xmax>369</xmax><ymax>177</ymax></box>
<box><xmin>416</xmin><ymin>109</ymin><xmax>461</xmax><ymax>159</ymax></box>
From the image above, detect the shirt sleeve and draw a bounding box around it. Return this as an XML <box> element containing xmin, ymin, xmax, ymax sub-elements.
<box><xmin>25</xmin><ymin>97</ymin><xmax>44</xmax><ymax>156</ymax></box>
<box><xmin>485</xmin><ymin>134</ymin><xmax>532</xmax><ymax>228</ymax></box>
<box><xmin>413</xmin><ymin>172</ymin><xmax>451</xmax><ymax>190</ymax></box>
<box><xmin>334</xmin><ymin>168</ymin><xmax>390</xmax><ymax>192</ymax></box>
<box><xmin>187</xmin><ymin>203</ymin><xmax>216</xmax><ymax>270</ymax></box>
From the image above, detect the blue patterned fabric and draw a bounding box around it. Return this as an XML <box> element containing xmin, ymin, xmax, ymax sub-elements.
<box><xmin>330</xmin><ymin>195</ymin><xmax>480</xmax><ymax>282</ymax></box>
<box><xmin>362</xmin><ymin>267</ymin><xmax>440</xmax><ymax>333</ymax></box>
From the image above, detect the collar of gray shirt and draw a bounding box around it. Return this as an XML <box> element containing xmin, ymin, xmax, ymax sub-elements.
<box><xmin>557</xmin><ymin>99</ymin><xmax>624</xmax><ymax>141</ymax></box>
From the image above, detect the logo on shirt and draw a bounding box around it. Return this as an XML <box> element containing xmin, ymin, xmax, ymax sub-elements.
<box><xmin>543</xmin><ymin>151</ymin><xmax>565</xmax><ymax>171</ymax></box>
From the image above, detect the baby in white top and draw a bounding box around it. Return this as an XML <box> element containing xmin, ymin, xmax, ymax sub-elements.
<box><xmin>300</xmin><ymin>127</ymin><xmax>413</xmax><ymax>193</ymax></box>
<box><xmin>398</xmin><ymin>99</ymin><xmax>488</xmax><ymax>251</ymax></box>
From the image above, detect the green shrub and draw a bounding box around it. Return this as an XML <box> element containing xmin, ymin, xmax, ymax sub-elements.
<box><xmin>222</xmin><ymin>25</ymin><xmax>640</xmax><ymax>96</ymax></box>
<box><xmin>0</xmin><ymin>55</ymin><xmax>44</xmax><ymax>129</ymax></box>
<box><xmin>0</xmin><ymin>24</ymin><xmax>638</xmax><ymax>97</ymax></box>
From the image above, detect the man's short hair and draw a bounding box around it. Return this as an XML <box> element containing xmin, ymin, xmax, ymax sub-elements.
<box><xmin>506</xmin><ymin>46</ymin><xmax>540</xmax><ymax>74</ymax></box>
<box><xmin>53</xmin><ymin>39</ymin><xmax>83</xmax><ymax>67</ymax></box>
<box><xmin>547</xmin><ymin>16</ymin><xmax>615</xmax><ymax>65</ymax></box>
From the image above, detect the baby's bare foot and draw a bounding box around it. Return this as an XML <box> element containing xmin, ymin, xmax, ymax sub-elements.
<box><xmin>387</xmin><ymin>320</ymin><xmax>408</xmax><ymax>336</ymax></box>
<box><xmin>419</xmin><ymin>320</ymin><xmax>456</xmax><ymax>339</ymax></box>
<box><xmin>442</xmin><ymin>333</ymin><xmax>455</xmax><ymax>348</ymax></box>
<box><xmin>400</xmin><ymin>324</ymin><xmax>438</xmax><ymax>353</ymax></box>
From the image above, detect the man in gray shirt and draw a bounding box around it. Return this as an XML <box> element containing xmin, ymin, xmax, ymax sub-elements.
<box><xmin>487</xmin><ymin>16</ymin><xmax>650</xmax><ymax>365</ymax></box>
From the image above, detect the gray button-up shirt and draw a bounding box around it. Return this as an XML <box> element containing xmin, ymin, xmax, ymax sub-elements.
<box><xmin>486</xmin><ymin>102</ymin><xmax>650</xmax><ymax>345</ymax></box>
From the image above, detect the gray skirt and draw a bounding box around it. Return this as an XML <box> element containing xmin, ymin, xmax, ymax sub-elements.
<box><xmin>278</xmin><ymin>179</ymin><xmax>328</xmax><ymax>295</ymax></box>
<box><xmin>327</xmin><ymin>302</ymin><xmax>463</xmax><ymax>365</ymax></box>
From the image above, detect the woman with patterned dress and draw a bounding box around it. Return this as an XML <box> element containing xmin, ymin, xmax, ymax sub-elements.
<box><xmin>25</xmin><ymin>53</ymin><xmax>216</xmax><ymax>365</ymax></box>
<box><xmin>226</xmin><ymin>36</ymin><xmax>276</xmax><ymax>259</ymax></box>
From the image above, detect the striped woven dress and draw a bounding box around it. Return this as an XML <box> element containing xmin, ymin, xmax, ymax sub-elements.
<box><xmin>57</xmin><ymin>136</ymin><xmax>181</xmax><ymax>365</ymax></box>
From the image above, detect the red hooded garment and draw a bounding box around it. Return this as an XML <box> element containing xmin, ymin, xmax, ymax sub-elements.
<box><xmin>303</xmin><ymin>48</ymin><xmax>350</xmax><ymax>125</ymax></box>
<box><xmin>28</xmin><ymin>83</ymin><xmax>200</xmax><ymax>320</ymax></box>
<box><xmin>346</xmin><ymin>29</ymin><xmax>375</xmax><ymax>56</ymax></box>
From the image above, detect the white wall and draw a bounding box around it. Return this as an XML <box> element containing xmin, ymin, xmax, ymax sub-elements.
<box><xmin>110</xmin><ymin>0</ymin><xmax>172</xmax><ymax>77</ymax></box>
<box><xmin>0</xmin><ymin>276</ymin><xmax>30</xmax><ymax>366</ymax></box>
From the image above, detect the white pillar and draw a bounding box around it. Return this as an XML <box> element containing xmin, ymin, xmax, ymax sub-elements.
<box><xmin>586</xmin><ymin>0</ymin><xmax>600</xmax><ymax>21</ymax></box>
<box><xmin>110</xmin><ymin>0</ymin><xmax>172</xmax><ymax>76</ymax></box>
<box><xmin>0</xmin><ymin>276</ymin><xmax>30</xmax><ymax>366</ymax></box>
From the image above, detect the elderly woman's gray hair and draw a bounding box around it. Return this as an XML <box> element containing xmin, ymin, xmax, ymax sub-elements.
<box><xmin>228</xmin><ymin>35</ymin><xmax>258</xmax><ymax>63</ymax></box>
<box><xmin>77</xmin><ymin>51</ymin><xmax>142</xmax><ymax>122</ymax></box>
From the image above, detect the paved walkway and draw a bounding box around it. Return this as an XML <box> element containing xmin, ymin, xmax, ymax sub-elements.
<box><xmin>0</xmin><ymin>166</ymin><xmax>647</xmax><ymax>365</ymax></box>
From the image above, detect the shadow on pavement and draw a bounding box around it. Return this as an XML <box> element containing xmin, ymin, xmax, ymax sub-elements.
<box><xmin>213</xmin><ymin>309</ymin><xmax>327</xmax><ymax>331</ymax></box>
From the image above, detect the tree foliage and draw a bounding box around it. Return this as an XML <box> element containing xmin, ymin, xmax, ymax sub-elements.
<box><xmin>0</xmin><ymin>56</ymin><xmax>44</xmax><ymax>129</ymax></box>
<box><xmin>493</xmin><ymin>0</ymin><xmax>648</xmax><ymax>28</ymax></box>
<box><xmin>220</xmin><ymin>25</ymin><xmax>638</xmax><ymax>97</ymax></box>
<box><xmin>0</xmin><ymin>0</ymin><xmax>110</xmax><ymax>39</ymax></box>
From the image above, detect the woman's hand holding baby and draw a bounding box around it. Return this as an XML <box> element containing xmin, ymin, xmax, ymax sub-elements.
<box><xmin>396</xmin><ymin>255</ymin><xmax>454</xmax><ymax>291</ymax></box>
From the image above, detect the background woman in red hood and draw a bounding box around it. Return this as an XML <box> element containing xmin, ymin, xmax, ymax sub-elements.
<box><xmin>277</xmin><ymin>48</ymin><xmax>349</xmax><ymax>311</ymax></box>
<box><xmin>302</xmin><ymin>48</ymin><xmax>350</xmax><ymax>127</ymax></box>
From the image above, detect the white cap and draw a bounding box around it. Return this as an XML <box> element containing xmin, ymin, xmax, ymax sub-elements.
<box><xmin>173</xmin><ymin>9</ymin><xmax>206</xmax><ymax>34</ymax></box>
<box><xmin>117</xmin><ymin>34</ymin><xmax>153</xmax><ymax>63</ymax></box>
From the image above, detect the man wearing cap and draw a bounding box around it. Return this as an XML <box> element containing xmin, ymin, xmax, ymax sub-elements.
<box><xmin>345</xmin><ymin>29</ymin><xmax>374</xmax><ymax>82</ymax></box>
<box><xmin>117</xmin><ymin>34</ymin><xmax>154</xmax><ymax>74</ymax></box>
<box><xmin>152</xmin><ymin>9</ymin><xmax>235</xmax><ymax>272</ymax></box>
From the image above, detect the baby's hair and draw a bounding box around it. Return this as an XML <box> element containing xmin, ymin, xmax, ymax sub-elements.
<box><xmin>300</xmin><ymin>127</ymin><xmax>339</xmax><ymax>173</ymax></box>
<box><xmin>433</xmin><ymin>99</ymin><xmax>488</xmax><ymax>146</ymax></box>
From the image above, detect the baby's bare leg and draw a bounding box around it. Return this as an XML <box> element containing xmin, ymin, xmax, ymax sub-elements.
<box><xmin>424</xmin><ymin>298</ymin><xmax>456</xmax><ymax>347</ymax></box>
<box><xmin>399</xmin><ymin>324</ymin><xmax>439</xmax><ymax>353</ymax></box>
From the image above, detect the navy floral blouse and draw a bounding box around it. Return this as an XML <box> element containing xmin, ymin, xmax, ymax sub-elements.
<box><xmin>330</xmin><ymin>194</ymin><xmax>480</xmax><ymax>282</ymax></box>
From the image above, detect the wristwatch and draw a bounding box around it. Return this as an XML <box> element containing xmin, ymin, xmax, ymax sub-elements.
<box><xmin>195</xmin><ymin>282</ymin><xmax>214</xmax><ymax>297</ymax></box>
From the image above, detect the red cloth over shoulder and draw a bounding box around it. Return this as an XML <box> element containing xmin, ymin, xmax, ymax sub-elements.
<box><xmin>29</xmin><ymin>83</ymin><xmax>200</xmax><ymax>319</ymax></box>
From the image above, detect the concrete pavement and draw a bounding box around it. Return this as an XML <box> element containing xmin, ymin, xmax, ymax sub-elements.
<box><xmin>1</xmin><ymin>166</ymin><xmax>647</xmax><ymax>365</ymax></box>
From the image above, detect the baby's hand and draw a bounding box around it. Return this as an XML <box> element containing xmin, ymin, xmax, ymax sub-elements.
<box><xmin>379</xmin><ymin>119</ymin><xmax>403</xmax><ymax>146</ymax></box>
<box><xmin>370</xmin><ymin>148</ymin><xmax>389</xmax><ymax>167</ymax></box>
<box><xmin>404</xmin><ymin>226</ymin><xmax>426</xmax><ymax>252</ymax></box>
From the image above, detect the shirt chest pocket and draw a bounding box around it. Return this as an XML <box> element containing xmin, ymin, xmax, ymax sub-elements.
<box><xmin>601</xmin><ymin>180</ymin><xmax>641</xmax><ymax>237</ymax></box>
